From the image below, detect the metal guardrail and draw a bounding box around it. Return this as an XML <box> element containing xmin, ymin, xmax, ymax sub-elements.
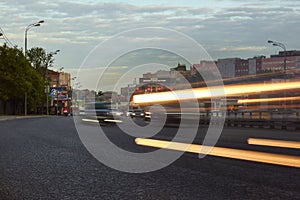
<box><xmin>200</xmin><ymin>110</ymin><xmax>300</xmax><ymax>131</ymax></box>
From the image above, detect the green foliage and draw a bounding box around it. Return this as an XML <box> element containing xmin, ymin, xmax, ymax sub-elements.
<box><xmin>26</xmin><ymin>47</ymin><xmax>55</xmax><ymax>79</ymax></box>
<box><xmin>0</xmin><ymin>44</ymin><xmax>45</xmax><ymax>114</ymax></box>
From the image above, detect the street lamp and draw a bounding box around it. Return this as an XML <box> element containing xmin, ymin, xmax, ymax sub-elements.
<box><xmin>24</xmin><ymin>20</ymin><xmax>44</xmax><ymax>116</ymax></box>
<box><xmin>46</xmin><ymin>49</ymin><xmax>60</xmax><ymax>115</ymax></box>
<box><xmin>267</xmin><ymin>40</ymin><xmax>287</xmax><ymax>122</ymax></box>
<box><xmin>267</xmin><ymin>40</ymin><xmax>287</xmax><ymax>72</ymax></box>
<box><xmin>24</xmin><ymin>20</ymin><xmax>44</xmax><ymax>57</ymax></box>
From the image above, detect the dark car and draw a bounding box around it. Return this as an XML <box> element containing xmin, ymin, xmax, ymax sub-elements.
<box><xmin>127</xmin><ymin>109</ymin><xmax>145</xmax><ymax>118</ymax></box>
<box><xmin>82</xmin><ymin>102</ymin><xmax>123</xmax><ymax>123</ymax></box>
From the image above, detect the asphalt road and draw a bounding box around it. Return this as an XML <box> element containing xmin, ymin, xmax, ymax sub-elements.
<box><xmin>0</xmin><ymin>117</ymin><xmax>299</xmax><ymax>200</ymax></box>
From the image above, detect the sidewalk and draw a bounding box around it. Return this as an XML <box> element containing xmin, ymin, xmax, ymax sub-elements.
<box><xmin>0</xmin><ymin>115</ymin><xmax>46</xmax><ymax>122</ymax></box>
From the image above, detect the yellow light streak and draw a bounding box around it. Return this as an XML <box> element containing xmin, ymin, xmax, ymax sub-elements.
<box><xmin>82</xmin><ymin>118</ymin><xmax>99</xmax><ymax>123</ymax></box>
<box><xmin>133</xmin><ymin>80</ymin><xmax>300</xmax><ymax>104</ymax></box>
<box><xmin>135</xmin><ymin>138</ymin><xmax>300</xmax><ymax>168</ymax></box>
<box><xmin>239</xmin><ymin>104</ymin><xmax>300</xmax><ymax>110</ymax></box>
<box><xmin>247</xmin><ymin>138</ymin><xmax>300</xmax><ymax>149</ymax></box>
<box><xmin>238</xmin><ymin>96</ymin><xmax>300</xmax><ymax>104</ymax></box>
<box><xmin>104</xmin><ymin>119</ymin><xmax>122</xmax><ymax>123</ymax></box>
<box><xmin>82</xmin><ymin>118</ymin><xmax>122</xmax><ymax>123</ymax></box>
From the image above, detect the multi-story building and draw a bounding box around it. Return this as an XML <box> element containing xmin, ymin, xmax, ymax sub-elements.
<box><xmin>235</xmin><ymin>58</ymin><xmax>249</xmax><ymax>77</ymax></box>
<box><xmin>170</xmin><ymin>63</ymin><xmax>191</xmax><ymax>88</ymax></box>
<box><xmin>271</xmin><ymin>50</ymin><xmax>300</xmax><ymax>58</ymax></box>
<box><xmin>191</xmin><ymin>60</ymin><xmax>217</xmax><ymax>75</ymax></box>
<box><xmin>261</xmin><ymin>56</ymin><xmax>300</xmax><ymax>73</ymax></box>
<box><xmin>216</xmin><ymin>58</ymin><xmax>237</xmax><ymax>78</ymax></box>
<box><xmin>48</xmin><ymin>69</ymin><xmax>71</xmax><ymax>89</ymax></box>
<box><xmin>216</xmin><ymin>56</ymin><xmax>268</xmax><ymax>77</ymax></box>
<box><xmin>58</xmin><ymin>72</ymin><xmax>71</xmax><ymax>89</ymax></box>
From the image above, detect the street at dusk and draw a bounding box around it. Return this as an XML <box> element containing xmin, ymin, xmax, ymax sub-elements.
<box><xmin>1</xmin><ymin>0</ymin><xmax>300</xmax><ymax>199</ymax></box>
<box><xmin>0</xmin><ymin>117</ymin><xmax>299</xmax><ymax>199</ymax></box>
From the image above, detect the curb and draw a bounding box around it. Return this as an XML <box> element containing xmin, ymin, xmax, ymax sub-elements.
<box><xmin>0</xmin><ymin>115</ymin><xmax>46</xmax><ymax>122</ymax></box>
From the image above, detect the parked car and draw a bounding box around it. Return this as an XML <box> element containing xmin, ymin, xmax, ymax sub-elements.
<box><xmin>83</xmin><ymin>102</ymin><xmax>123</xmax><ymax>123</ymax></box>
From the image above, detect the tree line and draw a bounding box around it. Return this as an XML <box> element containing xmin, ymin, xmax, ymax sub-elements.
<box><xmin>0</xmin><ymin>44</ymin><xmax>57</xmax><ymax>115</ymax></box>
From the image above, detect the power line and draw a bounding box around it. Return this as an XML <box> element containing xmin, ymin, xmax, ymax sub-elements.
<box><xmin>0</xmin><ymin>27</ymin><xmax>14</xmax><ymax>47</ymax></box>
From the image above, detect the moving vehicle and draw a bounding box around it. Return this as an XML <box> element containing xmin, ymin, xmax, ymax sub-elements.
<box><xmin>78</xmin><ymin>107</ymin><xmax>85</xmax><ymax>116</ymax></box>
<box><xmin>127</xmin><ymin>109</ymin><xmax>145</xmax><ymax>118</ymax></box>
<box><xmin>82</xmin><ymin>102</ymin><xmax>123</xmax><ymax>123</ymax></box>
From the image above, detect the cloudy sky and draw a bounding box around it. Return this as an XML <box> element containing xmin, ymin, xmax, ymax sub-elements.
<box><xmin>1</xmin><ymin>0</ymin><xmax>300</xmax><ymax>89</ymax></box>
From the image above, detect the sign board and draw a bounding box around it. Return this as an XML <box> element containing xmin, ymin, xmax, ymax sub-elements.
<box><xmin>50</xmin><ymin>87</ymin><xmax>68</xmax><ymax>100</ymax></box>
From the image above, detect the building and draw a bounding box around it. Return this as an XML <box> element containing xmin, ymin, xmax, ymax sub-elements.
<box><xmin>58</xmin><ymin>72</ymin><xmax>71</xmax><ymax>89</ymax></box>
<box><xmin>170</xmin><ymin>63</ymin><xmax>191</xmax><ymax>88</ymax></box>
<box><xmin>261</xmin><ymin>56</ymin><xmax>300</xmax><ymax>73</ymax></box>
<box><xmin>217</xmin><ymin>58</ymin><xmax>238</xmax><ymax>78</ymax></box>
<box><xmin>217</xmin><ymin>57</ymin><xmax>266</xmax><ymax>77</ymax></box>
<box><xmin>271</xmin><ymin>50</ymin><xmax>300</xmax><ymax>58</ymax></box>
<box><xmin>48</xmin><ymin>69</ymin><xmax>71</xmax><ymax>89</ymax></box>
<box><xmin>191</xmin><ymin>60</ymin><xmax>217</xmax><ymax>75</ymax></box>
<box><xmin>235</xmin><ymin>58</ymin><xmax>249</xmax><ymax>77</ymax></box>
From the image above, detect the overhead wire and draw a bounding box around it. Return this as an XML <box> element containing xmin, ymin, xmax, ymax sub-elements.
<box><xmin>0</xmin><ymin>27</ymin><xmax>15</xmax><ymax>47</ymax></box>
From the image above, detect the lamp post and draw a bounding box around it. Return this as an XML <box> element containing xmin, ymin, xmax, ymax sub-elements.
<box><xmin>45</xmin><ymin>49</ymin><xmax>60</xmax><ymax>115</ymax></box>
<box><xmin>24</xmin><ymin>20</ymin><xmax>44</xmax><ymax>116</ymax></box>
<box><xmin>267</xmin><ymin>40</ymin><xmax>287</xmax><ymax>72</ymax></box>
<box><xmin>267</xmin><ymin>40</ymin><xmax>287</xmax><ymax>122</ymax></box>
<box><xmin>24</xmin><ymin>20</ymin><xmax>44</xmax><ymax>57</ymax></box>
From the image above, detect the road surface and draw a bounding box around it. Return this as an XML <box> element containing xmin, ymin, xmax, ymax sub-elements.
<box><xmin>0</xmin><ymin>117</ymin><xmax>299</xmax><ymax>199</ymax></box>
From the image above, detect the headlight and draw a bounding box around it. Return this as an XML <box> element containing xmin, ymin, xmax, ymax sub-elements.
<box><xmin>115</xmin><ymin>112</ymin><xmax>123</xmax><ymax>116</ymax></box>
<box><xmin>112</xmin><ymin>111</ymin><xmax>123</xmax><ymax>116</ymax></box>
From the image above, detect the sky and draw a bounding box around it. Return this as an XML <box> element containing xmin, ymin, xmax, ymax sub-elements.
<box><xmin>1</xmin><ymin>0</ymin><xmax>300</xmax><ymax>90</ymax></box>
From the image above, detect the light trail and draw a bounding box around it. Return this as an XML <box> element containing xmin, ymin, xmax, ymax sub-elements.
<box><xmin>238</xmin><ymin>104</ymin><xmax>300</xmax><ymax>110</ymax></box>
<box><xmin>82</xmin><ymin>118</ymin><xmax>122</xmax><ymax>123</ymax></box>
<box><xmin>133</xmin><ymin>80</ymin><xmax>300</xmax><ymax>104</ymax></box>
<box><xmin>135</xmin><ymin>138</ymin><xmax>300</xmax><ymax>168</ymax></box>
<box><xmin>82</xmin><ymin>118</ymin><xmax>99</xmax><ymax>123</ymax></box>
<box><xmin>247</xmin><ymin>138</ymin><xmax>300</xmax><ymax>149</ymax></box>
<box><xmin>189</xmin><ymin>70</ymin><xmax>290</xmax><ymax>89</ymax></box>
<box><xmin>104</xmin><ymin>119</ymin><xmax>122</xmax><ymax>123</ymax></box>
<box><xmin>238</xmin><ymin>96</ymin><xmax>300</xmax><ymax>104</ymax></box>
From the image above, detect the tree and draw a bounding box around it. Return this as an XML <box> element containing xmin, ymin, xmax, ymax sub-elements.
<box><xmin>26</xmin><ymin>47</ymin><xmax>56</xmax><ymax>79</ymax></box>
<box><xmin>0</xmin><ymin>44</ymin><xmax>44</xmax><ymax>114</ymax></box>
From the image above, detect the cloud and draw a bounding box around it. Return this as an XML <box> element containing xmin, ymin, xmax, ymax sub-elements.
<box><xmin>0</xmin><ymin>0</ymin><xmax>299</xmax><ymax>71</ymax></box>
<box><xmin>218</xmin><ymin>46</ymin><xmax>267</xmax><ymax>52</ymax></box>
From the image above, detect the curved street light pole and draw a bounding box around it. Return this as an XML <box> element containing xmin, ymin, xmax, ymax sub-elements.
<box><xmin>267</xmin><ymin>40</ymin><xmax>287</xmax><ymax>72</ymax></box>
<box><xmin>24</xmin><ymin>20</ymin><xmax>44</xmax><ymax>57</ymax></box>
<box><xmin>267</xmin><ymin>40</ymin><xmax>287</xmax><ymax>122</ymax></box>
<box><xmin>24</xmin><ymin>20</ymin><xmax>44</xmax><ymax>116</ymax></box>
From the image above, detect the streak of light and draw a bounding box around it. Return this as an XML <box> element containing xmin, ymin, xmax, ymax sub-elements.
<box><xmin>82</xmin><ymin>118</ymin><xmax>122</xmax><ymax>123</ymax></box>
<box><xmin>135</xmin><ymin>138</ymin><xmax>300</xmax><ymax>168</ymax></box>
<box><xmin>247</xmin><ymin>138</ymin><xmax>300</xmax><ymax>149</ymax></box>
<box><xmin>82</xmin><ymin>118</ymin><xmax>99</xmax><ymax>123</ymax></box>
<box><xmin>133</xmin><ymin>80</ymin><xmax>300</xmax><ymax>104</ymax></box>
<box><xmin>189</xmin><ymin>70</ymin><xmax>292</xmax><ymax>89</ymax></box>
<box><xmin>238</xmin><ymin>104</ymin><xmax>300</xmax><ymax>111</ymax></box>
<box><xmin>103</xmin><ymin>119</ymin><xmax>122</xmax><ymax>123</ymax></box>
<box><xmin>238</xmin><ymin>96</ymin><xmax>300</xmax><ymax>104</ymax></box>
